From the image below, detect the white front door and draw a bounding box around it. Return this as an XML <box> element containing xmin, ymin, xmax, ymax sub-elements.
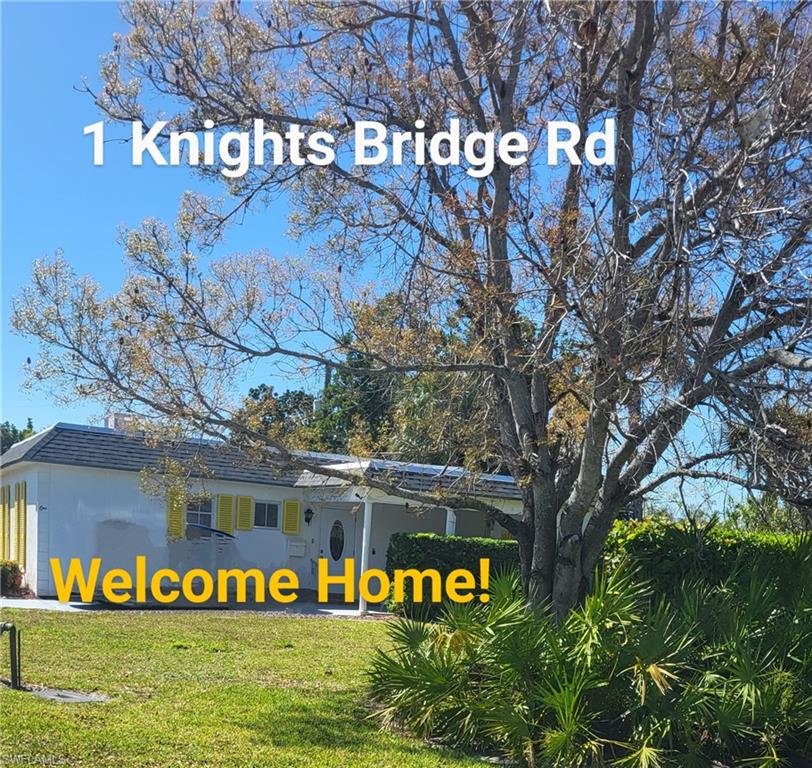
<box><xmin>319</xmin><ymin>507</ymin><xmax>357</xmax><ymax>581</ymax></box>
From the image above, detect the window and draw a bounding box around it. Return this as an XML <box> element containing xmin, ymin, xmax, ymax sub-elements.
<box><xmin>329</xmin><ymin>520</ymin><xmax>345</xmax><ymax>561</ymax></box>
<box><xmin>186</xmin><ymin>498</ymin><xmax>213</xmax><ymax>538</ymax></box>
<box><xmin>254</xmin><ymin>501</ymin><xmax>280</xmax><ymax>529</ymax></box>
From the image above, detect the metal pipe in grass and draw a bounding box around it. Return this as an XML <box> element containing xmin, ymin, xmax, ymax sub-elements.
<box><xmin>0</xmin><ymin>622</ymin><xmax>21</xmax><ymax>689</ymax></box>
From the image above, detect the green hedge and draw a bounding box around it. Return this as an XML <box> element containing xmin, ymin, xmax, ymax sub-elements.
<box><xmin>385</xmin><ymin>532</ymin><xmax>519</xmax><ymax>617</ymax></box>
<box><xmin>385</xmin><ymin>519</ymin><xmax>802</xmax><ymax>616</ymax></box>
<box><xmin>603</xmin><ymin>517</ymin><xmax>799</xmax><ymax>595</ymax></box>
<box><xmin>386</xmin><ymin>531</ymin><xmax>519</xmax><ymax>574</ymax></box>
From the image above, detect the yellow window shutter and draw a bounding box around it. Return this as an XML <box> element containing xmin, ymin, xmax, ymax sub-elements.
<box><xmin>15</xmin><ymin>482</ymin><xmax>26</xmax><ymax>569</ymax></box>
<box><xmin>236</xmin><ymin>496</ymin><xmax>253</xmax><ymax>531</ymax></box>
<box><xmin>282</xmin><ymin>500</ymin><xmax>300</xmax><ymax>535</ymax></box>
<box><xmin>13</xmin><ymin>484</ymin><xmax>19</xmax><ymax>563</ymax></box>
<box><xmin>217</xmin><ymin>494</ymin><xmax>234</xmax><ymax>534</ymax></box>
<box><xmin>21</xmin><ymin>482</ymin><xmax>27</xmax><ymax>570</ymax></box>
<box><xmin>166</xmin><ymin>487</ymin><xmax>186</xmax><ymax>539</ymax></box>
<box><xmin>10</xmin><ymin>484</ymin><xmax>15</xmax><ymax>562</ymax></box>
<box><xmin>4</xmin><ymin>485</ymin><xmax>10</xmax><ymax>561</ymax></box>
<box><xmin>0</xmin><ymin>485</ymin><xmax>8</xmax><ymax>560</ymax></box>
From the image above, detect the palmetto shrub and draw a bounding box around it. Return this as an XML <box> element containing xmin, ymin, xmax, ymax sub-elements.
<box><xmin>369</xmin><ymin>537</ymin><xmax>812</xmax><ymax>767</ymax></box>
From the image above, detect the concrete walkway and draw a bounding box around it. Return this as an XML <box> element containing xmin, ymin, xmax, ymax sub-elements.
<box><xmin>1</xmin><ymin>596</ymin><xmax>390</xmax><ymax>618</ymax></box>
<box><xmin>1</xmin><ymin>597</ymin><xmax>89</xmax><ymax>612</ymax></box>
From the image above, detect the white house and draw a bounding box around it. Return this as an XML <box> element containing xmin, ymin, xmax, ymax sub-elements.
<box><xmin>0</xmin><ymin>422</ymin><xmax>521</xmax><ymax>608</ymax></box>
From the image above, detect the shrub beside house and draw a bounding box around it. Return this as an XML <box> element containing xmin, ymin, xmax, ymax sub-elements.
<box><xmin>373</xmin><ymin>522</ymin><xmax>812</xmax><ymax>767</ymax></box>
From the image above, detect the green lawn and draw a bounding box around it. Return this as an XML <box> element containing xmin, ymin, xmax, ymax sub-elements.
<box><xmin>0</xmin><ymin>609</ymin><xmax>479</xmax><ymax>768</ymax></box>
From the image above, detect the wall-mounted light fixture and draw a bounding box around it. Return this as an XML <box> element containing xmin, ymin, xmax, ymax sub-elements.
<box><xmin>304</xmin><ymin>508</ymin><xmax>314</xmax><ymax>525</ymax></box>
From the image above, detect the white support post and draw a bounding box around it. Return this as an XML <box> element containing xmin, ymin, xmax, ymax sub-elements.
<box><xmin>445</xmin><ymin>508</ymin><xmax>457</xmax><ymax>536</ymax></box>
<box><xmin>359</xmin><ymin>497</ymin><xmax>373</xmax><ymax>615</ymax></box>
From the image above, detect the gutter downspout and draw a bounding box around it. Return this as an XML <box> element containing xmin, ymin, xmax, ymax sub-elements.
<box><xmin>359</xmin><ymin>495</ymin><xmax>373</xmax><ymax>616</ymax></box>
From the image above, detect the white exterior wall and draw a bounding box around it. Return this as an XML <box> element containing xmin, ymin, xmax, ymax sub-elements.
<box><xmin>357</xmin><ymin>503</ymin><xmax>495</xmax><ymax>571</ymax></box>
<box><xmin>7</xmin><ymin>460</ymin><xmax>520</xmax><ymax>600</ymax></box>
<box><xmin>23</xmin><ymin>465</ymin><xmax>314</xmax><ymax>597</ymax></box>
<box><xmin>364</xmin><ymin>503</ymin><xmax>446</xmax><ymax>571</ymax></box>
<box><xmin>34</xmin><ymin>464</ymin><xmax>321</xmax><ymax>597</ymax></box>
<box><xmin>454</xmin><ymin>508</ymin><xmax>493</xmax><ymax>538</ymax></box>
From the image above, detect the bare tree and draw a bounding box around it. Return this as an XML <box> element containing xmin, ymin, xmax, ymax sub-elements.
<box><xmin>14</xmin><ymin>1</ymin><xmax>812</xmax><ymax>617</ymax></box>
<box><xmin>729</xmin><ymin>401</ymin><xmax>812</xmax><ymax>517</ymax></box>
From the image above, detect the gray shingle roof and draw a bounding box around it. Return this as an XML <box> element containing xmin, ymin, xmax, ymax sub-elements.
<box><xmin>0</xmin><ymin>423</ymin><xmax>522</xmax><ymax>500</ymax></box>
<box><xmin>365</xmin><ymin>463</ymin><xmax>521</xmax><ymax>500</ymax></box>
<box><xmin>297</xmin><ymin>459</ymin><xmax>522</xmax><ymax>500</ymax></box>
<box><xmin>0</xmin><ymin>423</ymin><xmax>299</xmax><ymax>487</ymax></box>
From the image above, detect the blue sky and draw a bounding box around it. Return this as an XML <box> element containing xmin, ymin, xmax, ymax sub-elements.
<box><xmin>0</xmin><ymin>2</ymin><xmax>740</xmax><ymax>514</ymax></box>
<box><xmin>1</xmin><ymin>1</ymin><xmax>296</xmax><ymax>430</ymax></box>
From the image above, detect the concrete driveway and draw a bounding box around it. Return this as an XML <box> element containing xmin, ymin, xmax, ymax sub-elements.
<box><xmin>0</xmin><ymin>596</ymin><xmax>390</xmax><ymax>618</ymax></box>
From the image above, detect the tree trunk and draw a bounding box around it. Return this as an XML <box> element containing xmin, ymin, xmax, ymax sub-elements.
<box><xmin>516</xmin><ymin>520</ymin><xmax>534</xmax><ymax>599</ymax></box>
<box><xmin>516</xmin><ymin>480</ymin><xmax>586</xmax><ymax>616</ymax></box>
<box><xmin>521</xmin><ymin>492</ymin><xmax>624</xmax><ymax>619</ymax></box>
<box><xmin>551</xmin><ymin>533</ymin><xmax>587</xmax><ymax>620</ymax></box>
<box><xmin>529</xmin><ymin>479</ymin><xmax>556</xmax><ymax>606</ymax></box>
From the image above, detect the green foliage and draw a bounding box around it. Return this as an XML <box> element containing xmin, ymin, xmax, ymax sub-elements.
<box><xmin>242</xmin><ymin>384</ymin><xmax>316</xmax><ymax>442</ymax></box>
<box><xmin>386</xmin><ymin>370</ymin><xmax>496</xmax><ymax>469</ymax></box>
<box><xmin>369</xmin><ymin>540</ymin><xmax>812</xmax><ymax>767</ymax></box>
<box><xmin>386</xmin><ymin>532</ymin><xmax>520</xmax><ymax>575</ymax></box>
<box><xmin>726</xmin><ymin>493</ymin><xmax>811</xmax><ymax>534</ymax></box>
<box><xmin>386</xmin><ymin>520</ymin><xmax>802</xmax><ymax>615</ymax></box>
<box><xmin>237</xmin><ymin>351</ymin><xmax>399</xmax><ymax>456</ymax></box>
<box><xmin>386</xmin><ymin>532</ymin><xmax>520</xmax><ymax>618</ymax></box>
<box><xmin>237</xmin><ymin>296</ymin><xmax>493</xmax><ymax>466</ymax></box>
<box><xmin>0</xmin><ymin>417</ymin><xmax>34</xmax><ymax>454</ymax></box>
<box><xmin>0</xmin><ymin>559</ymin><xmax>23</xmax><ymax>595</ymax></box>
<box><xmin>604</xmin><ymin>517</ymin><xmax>800</xmax><ymax>597</ymax></box>
<box><xmin>310</xmin><ymin>349</ymin><xmax>397</xmax><ymax>455</ymax></box>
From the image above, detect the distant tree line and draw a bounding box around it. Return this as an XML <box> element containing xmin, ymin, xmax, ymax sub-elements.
<box><xmin>0</xmin><ymin>418</ymin><xmax>34</xmax><ymax>454</ymax></box>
